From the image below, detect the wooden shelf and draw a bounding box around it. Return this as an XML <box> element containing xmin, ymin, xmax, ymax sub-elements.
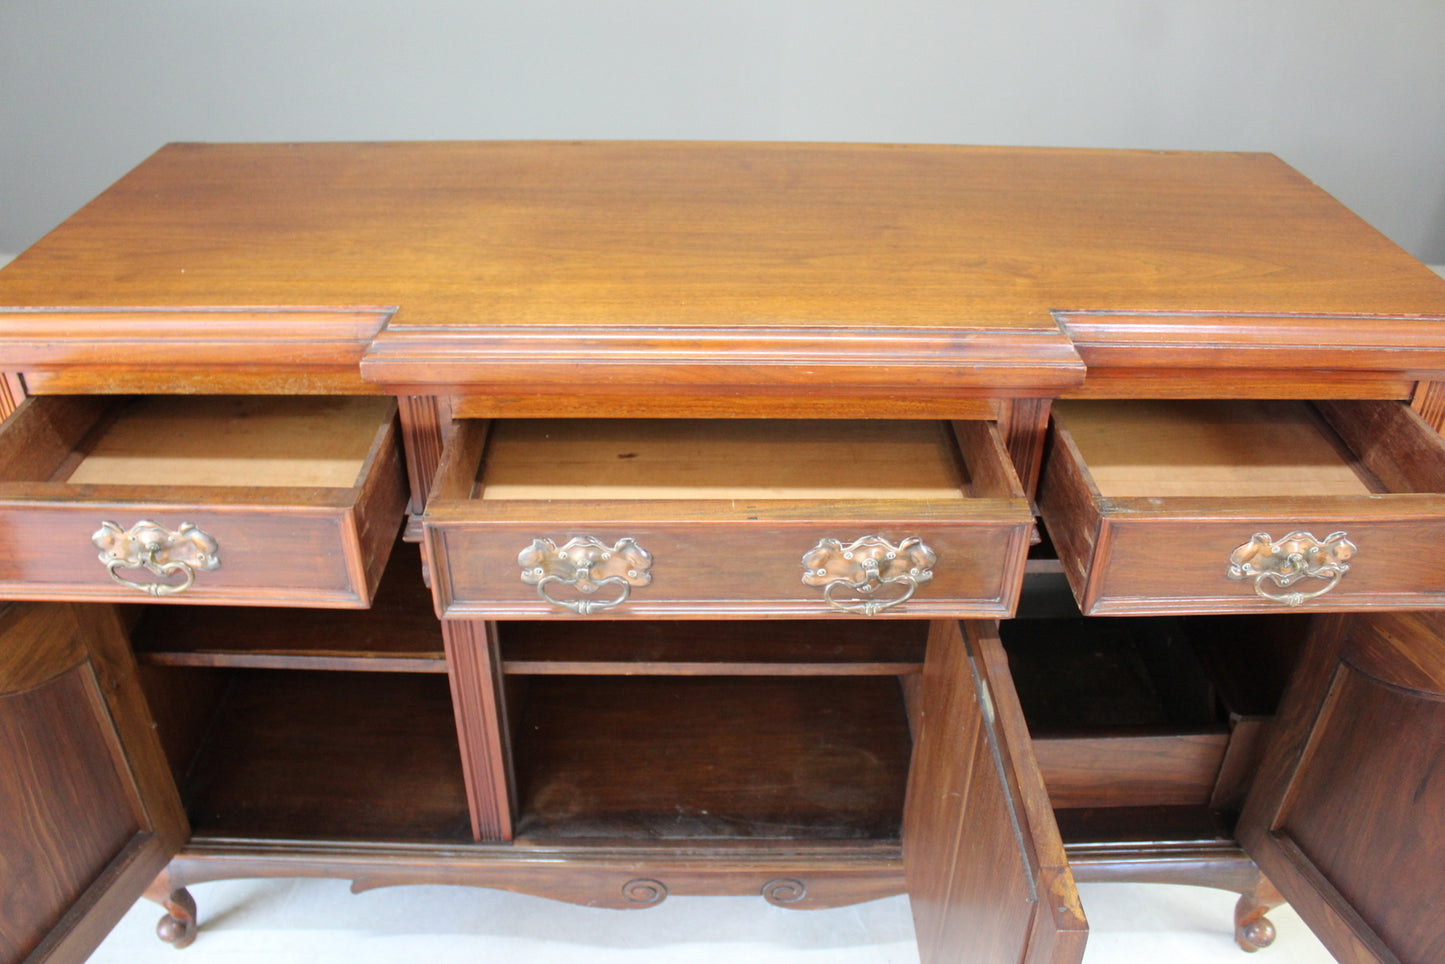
<box><xmin>1053</xmin><ymin>805</ymin><xmax>1232</xmax><ymax>847</ymax></box>
<box><xmin>499</xmin><ymin>620</ymin><xmax>927</xmax><ymax>676</ymax></box>
<box><xmin>133</xmin><ymin>541</ymin><xmax>444</xmax><ymax>673</ymax></box>
<box><xmin>184</xmin><ymin>669</ymin><xmax>471</xmax><ymax>843</ymax></box>
<box><xmin>511</xmin><ymin>675</ymin><xmax>912</xmax><ymax>842</ymax></box>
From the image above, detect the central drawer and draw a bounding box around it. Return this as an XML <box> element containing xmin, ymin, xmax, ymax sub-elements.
<box><xmin>423</xmin><ymin>418</ymin><xmax>1033</xmax><ymax>618</ymax></box>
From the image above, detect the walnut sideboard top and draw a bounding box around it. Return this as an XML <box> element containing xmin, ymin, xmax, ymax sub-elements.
<box><xmin>3</xmin><ymin>141</ymin><xmax>1445</xmax><ymax>412</ymax></box>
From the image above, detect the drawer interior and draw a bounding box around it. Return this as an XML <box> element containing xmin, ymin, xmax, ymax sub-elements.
<box><xmin>19</xmin><ymin>395</ymin><xmax>396</xmax><ymax>489</ymax></box>
<box><xmin>426</xmin><ymin>416</ymin><xmax>1028</xmax><ymax>619</ymax></box>
<box><xmin>1051</xmin><ymin>399</ymin><xmax>1380</xmax><ymax>498</ymax></box>
<box><xmin>474</xmin><ymin>418</ymin><xmax>973</xmax><ymax>501</ymax></box>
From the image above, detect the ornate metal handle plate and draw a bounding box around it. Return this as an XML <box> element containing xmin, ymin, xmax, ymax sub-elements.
<box><xmin>1227</xmin><ymin>531</ymin><xmax>1355</xmax><ymax>606</ymax></box>
<box><xmin>93</xmin><ymin>520</ymin><xmax>220</xmax><ymax>596</ymax></box>
<box><xmin>801</xmin><ymin>536</ymin><xmax>935</xmax><ymax>615</ymax></box>
<box><xmin>519</xmin><ymin>536</ymin><xmax>653</xmax><ymax>614</ymax></box>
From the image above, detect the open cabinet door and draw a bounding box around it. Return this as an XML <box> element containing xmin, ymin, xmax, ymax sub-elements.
<box><xmin>0</xmin><ymin>602</ymin><xmax>187</xmax><ymax>964</ymax></box>
<box><xmin>905</xmin><ymin>619</ymin><xmax>1088</xmax><ymax>964</ymax></box>
<box><xmin>1238</xmin><ymin>612</ymin><xmax>1445</xmax><ymax>964</ymax></box>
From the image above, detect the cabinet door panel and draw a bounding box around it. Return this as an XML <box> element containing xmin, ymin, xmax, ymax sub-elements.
<box><xmin>0</xmin><ymin>603</ymin><xmax>186</xmax><ymax>964</ymax></box>
<box><xmin>905</xmin><ymin>619</ymin><xmax>1087</xmax><ymax>964</ymax></box>
<box><xmin>1239</xmin><ymin>612</ymin><xmax>1445</xmax><ymax>964</ymax></box>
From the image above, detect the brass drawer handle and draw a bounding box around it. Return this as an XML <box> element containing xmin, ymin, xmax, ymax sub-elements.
<box><xmin>1227</xmin><ymin>531</ymin><xmax>1355</xmax><ymax>606</ymax></box>
<box><xmin>93</xmin><ymin>520</ymin><xmax>220</xmax><ymax>597</ymax></box>
<box><xmin>519</xmin><ymin>536</ymin><xmax>653</xmax><ymax>615</ymax></box>
<box><xmin>802</xmin><ymin>536</ymin><xmax>935</xmax><ymax>615</ymax></box>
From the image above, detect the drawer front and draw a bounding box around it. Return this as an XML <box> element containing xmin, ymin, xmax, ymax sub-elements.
<box><xmin>423</xmin><ymin>418</ymin><xmax>1033</xmax><ymax>619</ymax></box>
<box><xmin>0</xmin><ymin>395</ymin><xmax>407</xmax><ymax>608</ymax></box>
<box><xmin>1055</xmin><ymin>512</ymin><xmax>1445</xmax><ymax>615</ymax></box>
<box><xmin>1040</xmin><ymin>399</ymin><xmax>1445</xmax><ymax>615</ymax></box>
<box><xmin>427</xmin><ymin>517</ymin><xmax>1029</xmax><ymax>618</ymax></box>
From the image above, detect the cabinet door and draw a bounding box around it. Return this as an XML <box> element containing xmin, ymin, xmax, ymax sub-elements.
<box><xmin>1238</xmin><ymin>612</ymin><xmax>1445</xmax><ymax>964</ymax></box>
<box><xmin>0</xmin><ymin>602</ymin><xmax>187</xmax><ymax>964</ymax></box>
<box><xmin>905</xmin><ymin>619</ymin><xmax>1088</xmax><ymax>964</ymax></box>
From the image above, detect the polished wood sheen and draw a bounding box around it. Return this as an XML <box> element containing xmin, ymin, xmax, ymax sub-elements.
<box><xmin>0</xmin><ymin>308</ymin><xmax>393</xmax><ymax>397</ymax></box>
<box><xmin>7</xmin><ymin>143</ymin><xmax>1445</xmax><ymax>413</ymax></box>
<box><xmin>905</xmin><ymin>619</ymin><xmax>1087</xmax><ymax>963</ymax></box>
<box><xmin>441</xmin><ymin>619</ymin><xmax>515</xmax><ymax>842</ymax></box>
<box><xmin>1239</xmin><ymin>612</ymin><xmax>1445</xmax><ymax>963</ymax></box>
<box><xmin>0</xmin><ymin>602</ymin><xmax>186</xmax><ymax>964</ymax></box>
<box><xmin>5</xmin><ymin>142</ymin><xmax>1445</xmax><ymax>962</ymax></box>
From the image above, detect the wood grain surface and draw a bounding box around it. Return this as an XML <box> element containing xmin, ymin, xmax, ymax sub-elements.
<box><xmin>0</xmin><ymin>602</ymin><xmax>187</xmax><ymax>964</ymax></box>
<box><xmin>6</xmin><ymin>142</ymin><xmax>1444</xmax><ymax>408</ymax></box>
<box><xmin>1240</xmin><ymin>612</ymin><xmax>1445</xmax><ymax>964</ymax></box>
<box><xmin>905</xmin><ymin>619</ymin><xmax>1087</xmax><ymax>963</ymax></box>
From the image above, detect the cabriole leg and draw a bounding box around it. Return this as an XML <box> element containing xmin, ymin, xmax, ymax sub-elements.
<box><xmin>1233</xmin><ymin>873</ymin><xmax>1284</xmax><ymax>952</ymax></box>
<box><xmin>144</xmin><ymin>872</ymin><xmax>198</xmax><ymax>949</ymax></box>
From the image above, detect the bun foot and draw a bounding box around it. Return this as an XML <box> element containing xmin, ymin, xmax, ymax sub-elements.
<box><xmin>1234</xmin><ymin>888</ymin><xmax>1282</xmax><ymax>953</ymax></box>
<box><xmin>150</xmin><ymin>886</ymin><xmax>198</xmax><ymax>949</ymax></box>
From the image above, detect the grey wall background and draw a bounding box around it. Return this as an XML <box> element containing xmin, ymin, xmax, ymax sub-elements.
<box><xmin>3</xmin><ymin>0</ymin><xmax>1443</xmax><ymax>261</ymax></box>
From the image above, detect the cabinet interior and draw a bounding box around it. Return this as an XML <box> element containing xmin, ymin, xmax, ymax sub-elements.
<box><xmin>132</xmin><ymin>540</ymin><xmax>443</xmax><ymax>673</ymax></box>
<box><xmin>498</xmin><ymin>619</ymin><xmax>927</xmax><ymax>676</ymax></box>
<box><xmin>1005</xmin><ymin>555</ymin><xmax>1304</xmax><ymax>844</ymax></box>
<box><xmin>131</xmin><ymin>538</ymin><xmax>466</xmax><ymax>844</ymax></box>
<box><xmin>125</xmin><ymin>514</ymin><xmax>1301</xmax><ymax>856</ymax></box>
<box><xmin>508</xmin><ymin>673</ymin><xmax>913</xmax><ymax>841</ymax></box>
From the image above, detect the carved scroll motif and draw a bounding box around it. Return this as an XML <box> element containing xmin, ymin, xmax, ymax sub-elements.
<box><xmin>621</xmin><ymin>878</ymin><xmax>668</xmax><ymax>906</ymax></box>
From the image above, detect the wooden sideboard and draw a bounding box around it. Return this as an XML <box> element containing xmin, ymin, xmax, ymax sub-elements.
<box><xmin>2</xmin><ymin>142</ymin><xmax>1443</xmax><ymax>964</ymax></box>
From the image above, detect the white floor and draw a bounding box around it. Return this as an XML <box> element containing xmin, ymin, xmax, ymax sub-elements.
<box><xmin>90</xmin><ymin>877</ymin><xmax>1337</xmax><ymax>963</ymax></box>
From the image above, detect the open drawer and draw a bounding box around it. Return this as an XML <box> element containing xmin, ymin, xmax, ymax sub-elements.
<box><xmin>1039</xmin><ymin>398</ymin><xmax>1445</xmax><ymax>615</ymax></box>
<box><xmin>423</xmin><ymin>418</ymin><xmax>1033</xmax><ymax>618</ymax></box>
<box><xmin>0</xmin><ymin>394</ymin><xmax>406</xmax><ymax>607</ymax></box>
